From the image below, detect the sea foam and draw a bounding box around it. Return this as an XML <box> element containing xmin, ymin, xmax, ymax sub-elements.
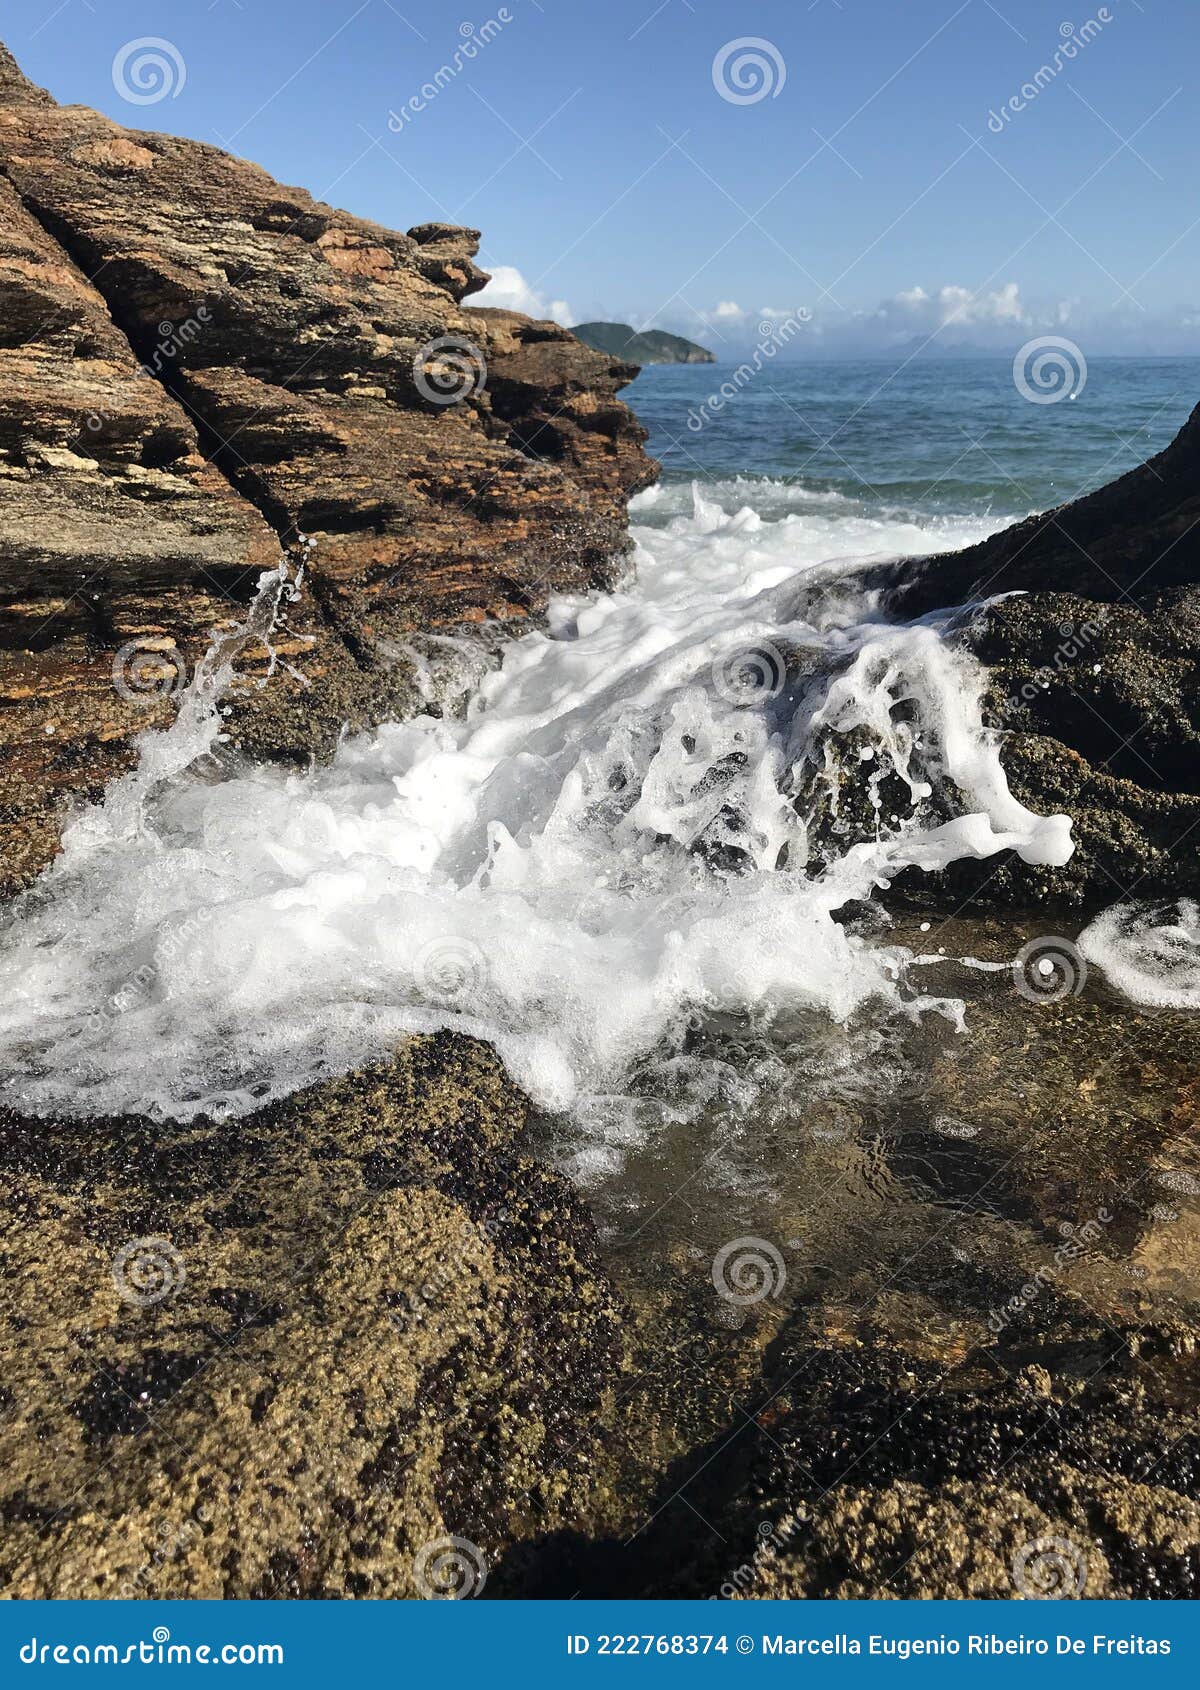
<box><xmin>1079</xmin><ymin>899</ymin><xmax>1200</xmax><ymax>1009</ymax></box>
<box><xmin>0</xmin><ymin>488</ymin><xmax>1074</xmax><ymax>1158</ymax></box>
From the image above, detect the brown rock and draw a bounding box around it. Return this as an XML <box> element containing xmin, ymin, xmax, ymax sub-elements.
<box><xmin>0</xmin><ymin>39</ymin><xmax>655</xmax><ymax>893</ymax></box>
<box><xmin>0</xmin><ymin>1035</ymin><xmax>626</xmax><ymax>1598</ymax></box>
<box><xmin>0</xmin><ymin>41</ymin><xmax>52</xmax><ymax>107</ymax></box>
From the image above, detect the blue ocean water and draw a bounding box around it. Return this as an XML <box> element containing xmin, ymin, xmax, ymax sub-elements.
<box><xmin>626</xmin><ymin>356</ymin><xmax>1200</xmax><ymax>525</ymax></box>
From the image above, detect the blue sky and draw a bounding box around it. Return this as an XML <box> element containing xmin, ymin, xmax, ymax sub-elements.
<box><xmin>5</xmin><ymin>0</ymin><xmax>1199</xmax><ymax>355</ymax></box>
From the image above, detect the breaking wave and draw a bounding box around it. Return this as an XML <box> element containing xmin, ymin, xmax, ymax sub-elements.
<box><xmin>0</xmin><ymin>487</ymin><xmax>1074</xmax><ymax>1165</ymax></box>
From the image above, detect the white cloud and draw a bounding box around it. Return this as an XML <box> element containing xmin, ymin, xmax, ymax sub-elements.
<box><xmin>946</xmin><ymin>281</ymin><xmax>1025</xmax><ymax>326</ymax></box>
<box><xmin>644</xmin><ymin>284</ymin><xmax>1200</xmax><ymax>357</ymax></box>
<box><xmin>472</xmin><ymin>265</ymin><xmax>572</xmax><ymax>326</ymax></box>
<box><xmin>878</xmin><ymin>280</ymin><xmax>1029</xmax><ymax>331</ymax></box>
<box><xmin>681</xmin><ymin>301</ymin><xmax>807</xmax><ymax>337</ymax></box>
<box><xmin>893</xmin><ymin>285</ymin><xmax>931</xmax><ymax>314</ymax></box>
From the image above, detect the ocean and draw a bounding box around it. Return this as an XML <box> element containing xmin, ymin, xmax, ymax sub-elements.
<box><xmin>628</xmin><ymin>354</ymin><xmax>1200</xmax><ymax>523</ymax></box>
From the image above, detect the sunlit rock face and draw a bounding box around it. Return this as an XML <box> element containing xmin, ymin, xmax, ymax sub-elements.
<box><xmin>0</xmin><ymin>37</ymin><xmax>655</xmax><ymax>893</ymax></box>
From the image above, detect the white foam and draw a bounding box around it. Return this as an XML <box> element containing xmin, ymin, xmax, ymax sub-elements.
<box><xmin>0</xmin><ymin>487</ymin><xmax>1072</xmax><ymax>1151</ymax></box>
<box><xmin>1079</xmin><ymin>900</ymin><xmax>1200</xmax><ymax>1009</ymax></box>
<box><xmin>630</xmin><ymin>477</ymin><xmax>1003</xmax><ymax>553</ymax></box>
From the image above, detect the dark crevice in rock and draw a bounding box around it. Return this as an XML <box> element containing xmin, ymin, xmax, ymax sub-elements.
<box><xmin>13</xmin><ymin>187</ymin><xmax>291</xmax><ymax>541</ymax></box>
<box><xmin>7</xmin><ymin>178</ymin><xmax>373</xmax><ymax>682</ymax></box>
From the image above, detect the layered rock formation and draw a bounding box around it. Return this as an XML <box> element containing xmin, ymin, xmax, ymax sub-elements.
<box><xmin>0</xmin><ymin>41</ymin><xmax>654</xmax><ymax>894</ymax></box>
<box><xmin>0</xmin><ymin>43</ymin><xmax>645</xmax><ymax>1600</ymax></box>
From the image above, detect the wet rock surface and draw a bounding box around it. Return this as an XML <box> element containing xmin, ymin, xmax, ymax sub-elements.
<box><xmin>500</xmin><ymin>942</ymin><xmax>1200</xmax><ymax>1599</ymax></box>
<box><xmin>0</xmin><ymin>40</ymin><xmax>654</xmax><ymax>895</ymax></box>
<box><xmin>579</xmin><ymin>1324</ymin><xmax>1200</xmax><ymax>1600</ymax></box>
<box><xmin>881</xmin><ymin>404</ymin><xmax>1200</xmax><ymax>907</ymax></box>
<box><xmin>891</xmin><ymin>400</ymin><xmax>1200</xmax><ymax>614</ymax></box>
<box><xmin>0</xmin><ymin>1035</ymin><xmax>625</xmax><ymax>1597</ymax></box>
<box><xmin>10</xmin><ymin>984</ymin><xmax>1195</xmax><ymax>1600</ymax></box>
<box><xmin>963</xmin><ymin>589</ymin><xmax>1200</xmax><ymax>907</ymax></box>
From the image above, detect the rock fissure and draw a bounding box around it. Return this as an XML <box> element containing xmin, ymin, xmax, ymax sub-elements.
<box><xmin>0</xmin><ymin>39</ymin><xmax>655</xmax><ymax>893</ymax></box>
<box><xmin>5</xmin><ymin>167</ymin><xmax>312</xmax><ymax>570</ymax></box>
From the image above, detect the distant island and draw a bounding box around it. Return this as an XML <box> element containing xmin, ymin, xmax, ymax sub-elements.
<box><xmin>572</xmin><ymin>321</ymin><xmax>716</xmax><ymax>365</ymax></box>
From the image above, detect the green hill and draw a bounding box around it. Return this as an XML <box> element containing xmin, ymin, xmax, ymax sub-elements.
<box><xmin>572</xmin><ymin>321</ymin><xmax>715</xmax><ymax>366</ymax></box>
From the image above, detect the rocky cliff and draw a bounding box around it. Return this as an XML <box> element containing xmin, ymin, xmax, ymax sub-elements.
<box><xmin>0</xmin><ymin>41</ymin><xmax>655</xmax><ymax>894</ymax></box>
<box><xmin>0</xmin><ymin>46</ymin><xmax>650</xmax><ymax>1601</ymax></box>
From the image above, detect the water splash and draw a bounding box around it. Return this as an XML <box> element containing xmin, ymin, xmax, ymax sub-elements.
<box><xmin>0</xmin><ymin>491</ymin><xmax>1072</xmax><ymax>1153</ymax></box>
<box><xmin>65</xmin><ymin>558</ymin><xmax>302</xmax><ymax>850</ymax></box>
